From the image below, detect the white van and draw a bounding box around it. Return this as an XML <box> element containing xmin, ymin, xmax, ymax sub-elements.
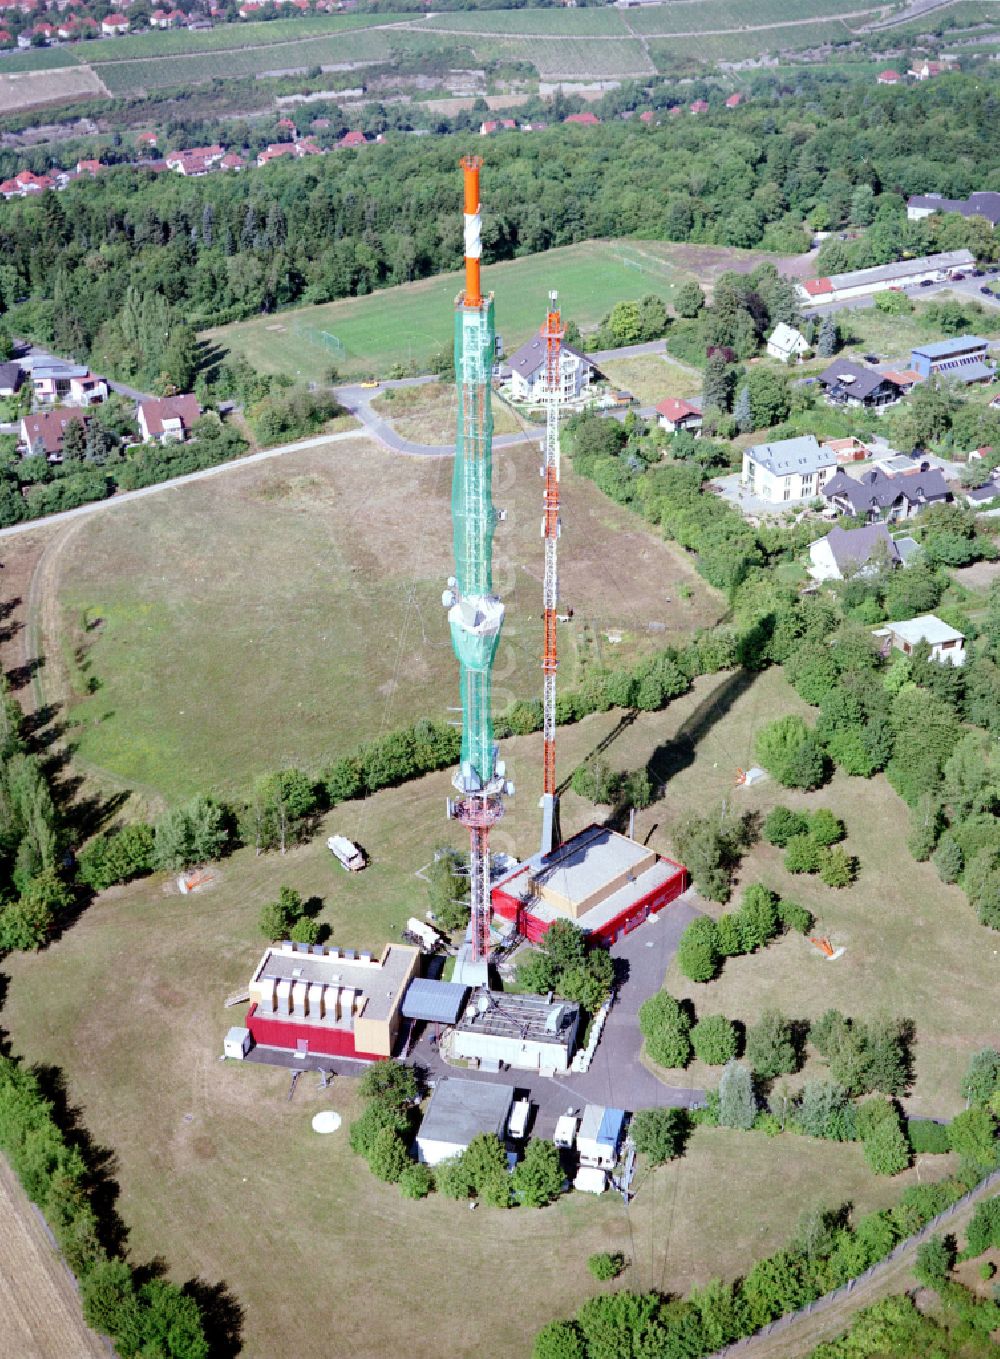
<box><xmin>327</xmin><ymin>836</ymin><xmax>365</xmax><ymax>871</ymax></box>
<box><xmin>507</xmin><ymin>1099</ymin><xmax>531</xmax><ymax>1141</ymax></box>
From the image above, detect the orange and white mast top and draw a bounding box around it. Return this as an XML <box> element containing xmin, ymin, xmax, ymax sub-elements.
<box><xmin>460</xmin><ymin>154</ymin><xmax>482</xmax><ymax>308</ymax></box>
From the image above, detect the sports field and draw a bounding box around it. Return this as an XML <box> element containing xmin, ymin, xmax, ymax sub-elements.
<box><xmin>205</xmin><ymin>241</ymin><xmax>696</xmax><ymax>383</ymax></box>
<box><xmin>35</xmin><ymin>434</ymin><xmax>721</xmax><ymax>805</ymax></box>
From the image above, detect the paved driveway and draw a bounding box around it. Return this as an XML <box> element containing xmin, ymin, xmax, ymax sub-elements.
<box><xmin>406</xmin><ymin>890</ymin><xmax>706</xmax><ymax>1135</ymax></box>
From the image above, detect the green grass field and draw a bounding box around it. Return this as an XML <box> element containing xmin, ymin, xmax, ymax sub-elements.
<box><xmin>426</xmin><ymin>7</ymin><xmax>629</xmax><ymax>34</ymax></box>
<box><xmin>0</xmin><ymin>661</ymin><xmax>975</xmax><ymax>1359</ymax></box>
<box><xmin>205</xmin><ymin>241</ymin><xmax>695</xmax><ymax>383</ymax></box>
<box><xmin>41</xmin><ymin>434</ymin><xmax>721</xmax><ymax>805</ymax></box>
<box><xmin>95</xmin><ymin>29</ymin><xmax>466</xmax><ymax>94</ymax></box>
<box><xmin>629</xmin><ymin>0</ymin><xmax>890</xmax><ymax>33</ymax></box>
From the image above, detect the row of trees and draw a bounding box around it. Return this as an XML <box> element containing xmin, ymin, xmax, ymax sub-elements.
<box><xmin>533</xmin><ymin>1172</ymin><xmax>993</xmax><ymax>1359</ymax></box>
<box><xmin>6</xmin><ymin>73</ymin><xmax>1000</xmax><ymax>383</ymax></box>
<box><xmin>0</xmin><ymin>1056</ymin><xmax>211</xmax><ymax>1357</ymax></box>
<box><xmin>674</xmin><ymin>882</ymin><xmax>813</xmax><ymax>982</ymax></box>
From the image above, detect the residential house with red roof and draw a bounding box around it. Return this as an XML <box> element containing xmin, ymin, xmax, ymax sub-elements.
<box><xmin>337</xmin><ymin>129</ymin><xmax>367</xmax><ymax>148</ymax></box>
<box><xmin>655</xmin><ymin>398</ymin><xmax>702</xmax><ymax>434</ymax></box>
<box><xmin>137</xmin><ymin>394</ymin><xmax>202</xmax><ymax>444</ymax></box>
<box><xmin>564</xmin><ymin>111</ymin><xmax>599</xmax><ymax>126</ymax></box>
<box><xmin>876</xmin><ymin>68</ymin><xmax>901</xmax><ymax>84</ymax></box>
<box><xmin>20</xmin><ymin>410</ymin><xmax>92</xmax><ymax>462</ymax></box>
<box><xmin>724</xmin><ymin>93</ymin><xmax>742</xmax><ymax>108</ymax></box>
<box><xmin>101</xmin><ymin>12</ymin><xmax>129</xmax><ymax>32</ymax></box>
<box><xmin>257</xmin><ymin>142</ymin><xmax>297</xmax><ymax>166</ymax></box>
<box><xmin>76</xmin><ymin>159</ymin><xmax>103</xmax><ymax>176</ymax></box>
<box><xmin>479</xmin><ymin>118</ymin><xmax>516</xmax><ymax>135</ymax></box>
<box><xmin>690</xmin><ymin>99</ymin><xmax>709</xmax><ymax>114</ymax></box>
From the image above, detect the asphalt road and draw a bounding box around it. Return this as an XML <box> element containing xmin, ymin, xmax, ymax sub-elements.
<box><xmin>408</xmin><ymin>890</ymin><xmax>707</xmax><ymax>1135</ymax></box>
<box><xmin>19</xmin><ymin>342</ymin><xmax>153</xmax><ymax>403</ymax></box>
<box><xmin>334</xmin><ymin>376</ymin><xmax>533</xmax><ymax>458</ymax></box>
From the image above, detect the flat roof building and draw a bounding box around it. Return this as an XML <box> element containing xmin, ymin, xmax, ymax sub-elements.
<box><xmin>492</xmin><ymin>824</ymin><xmax>687</xmax><ymax>945</ymax></box>
<box><xmin>910</xmin><ymin>336</ymin><xmax>995</xmax><ymax>383</ymax></box>
<box><xmin>416</xmin><ymin>1077</ymin><xmax>515</xmax><ymax>1166</ymax></box>
<box><xmin>451</xmin><ymin>990</ymin><xmax>580</xmax><ymax>1073</ymax></box>
<box><xmin>873</xmin><ymin>614</ymin><xmax>965</xmax><ymax>666</ymax></box>
<box><xmin>246</xmin><ymin>939</ymin><xmax>420</xmax><ymax>1060</ymax></box>
<box><xmin>797</xmin><ymin>250</ymin><xmax>974</xmax><ymax>306</ymax></box>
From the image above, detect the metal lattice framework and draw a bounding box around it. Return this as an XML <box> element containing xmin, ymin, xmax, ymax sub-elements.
<box><xmin>541</xmin><ymin>294</ymin><xmax>563</xmax><ymax>801</ymax></box>
<box><xmin>443</xmin><ymin>157</ymin><xmax>510</xmax><ymax>966</ymax></box>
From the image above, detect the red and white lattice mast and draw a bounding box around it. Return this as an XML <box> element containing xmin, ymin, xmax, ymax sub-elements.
<box><xmin>539</xmin><ymin>292</ymin><xmax>564</xmax><ymax>858</ymax></box>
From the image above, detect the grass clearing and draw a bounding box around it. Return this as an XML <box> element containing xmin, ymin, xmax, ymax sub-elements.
<box><xmin>205</xmin><ymin>240</ymin><xmax>698</xmax><ymax>383</ymax></box>
<box><xmin>42</xmin><ymin>434</ymin><xmax>721</xmax><ymax>804</ymax></box>
<box><xmin>0</xmin><ymin>67</ymin><xmax>107</xmax><ymax>114</ymax></box>
<box><xmin>371</xmin><ymin>381</ymin><xmax>524</xmax><ymax>442</ymax></box>
<box><xmin>495</xmin><ymin>36</ymin><xmax>654</xmax><ymax>77</ymax></box>
<box><xmin>580</xmin><ymin>666</ymin><xmax>1000</xmax><ymax>1117</ymax></box>
<box><xmin>598</xmin><ymin>353</ymin><xmax>702</xmax><ymax>406</ymax></box>
<box><xmin>0</xmin><ymin>706</ymin><xmax>953</xmax><ymax>1359</ymax></box>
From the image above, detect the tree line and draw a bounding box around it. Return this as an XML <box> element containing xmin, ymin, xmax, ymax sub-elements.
<box><xmin>4</xmin><ymin>72</ymin><xmax>1000</xmax><ymax>385</ymax></box>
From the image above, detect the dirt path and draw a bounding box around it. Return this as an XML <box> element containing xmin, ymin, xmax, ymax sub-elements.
<box><xmin>0</xmin><ymin>1157</ymin><xmax>108</xmax><ymax>1359</ymax></box>
<box><xmin>398</xmin><ymin>6</ymin><xmax>888</xmax><ymax>39</ymax></box>
<box><xmin>708</xmin><ymin>1169</ymin><xmax>1000</xmax><ymax>1359</ymax></box>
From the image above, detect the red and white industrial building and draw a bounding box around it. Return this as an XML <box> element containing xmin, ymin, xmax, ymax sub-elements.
<box><xmin>491</xmin><ymin>824</ymin><xmax>687</xmax><ymax>946</ymax></box>
<box><xmin>245</xmin><ymin>939</ymin><xmax>420</xmax><ymax>1060</ymax></box>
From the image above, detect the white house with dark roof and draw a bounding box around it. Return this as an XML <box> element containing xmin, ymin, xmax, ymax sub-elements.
<box><xmin>741</xmin><ymin>435</ymin><xmax>838</xmax><ymax>503</ymax></box>
<box><xmin>808</xmin><ymin>523</ymin><xmax>900</xmax><ymax>582</ymax></box>
<box><xmin>505</xmin><ymin>336</ymin><xmax>593</xmax><ymax>404</ymax></box>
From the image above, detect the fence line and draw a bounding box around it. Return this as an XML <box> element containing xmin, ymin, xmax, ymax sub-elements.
<box><xmin>704</xmin><ymin>1168</ymin><xmax>1000</xmax><ymax>1359</ymax></box>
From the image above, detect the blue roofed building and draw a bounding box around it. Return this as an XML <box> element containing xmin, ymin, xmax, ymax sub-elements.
<box><xmin>910</xmin><ymin>336</ymin><xmax>996</xmax><ymax>383</ymax></box>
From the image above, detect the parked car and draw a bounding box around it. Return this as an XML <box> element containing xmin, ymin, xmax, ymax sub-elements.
<box><xmin>973</xmin><ymin>268</ymin><xmax>984</xmax><ymax>277</ymax></box>
<box><xmin>919</xmin><ymin>279</ymin><xmax>934</xmax><ymax>287</ymax></box>
<box><xmin>863</xmin><ymin>353</ymin><xmax>879</xmax><ymax>364</ymax></box>
<box><xmin>981</xmin><ymin>286</ymin><xmax>994</xmax><ymax>296</ymax></box>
